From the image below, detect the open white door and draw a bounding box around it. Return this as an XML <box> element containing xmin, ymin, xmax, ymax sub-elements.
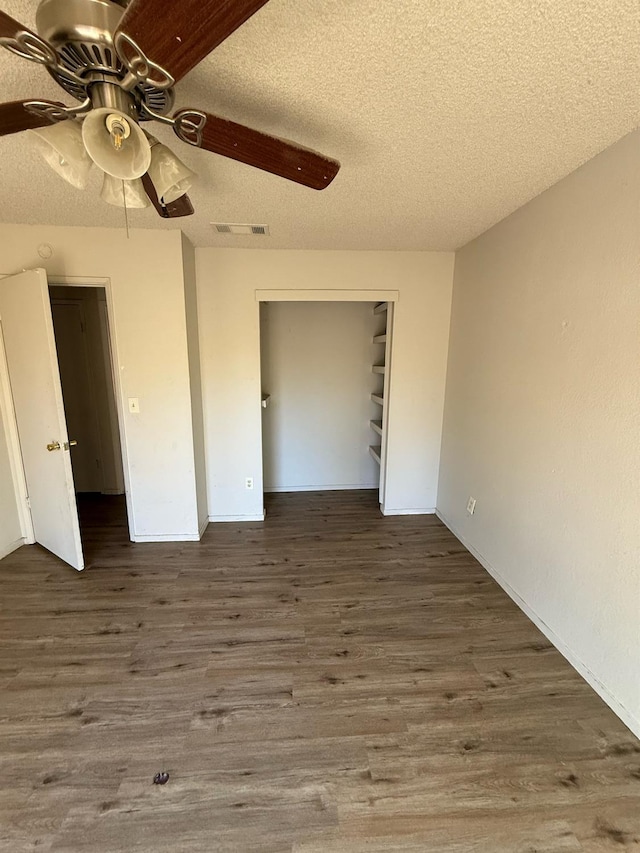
<box><xmin>0</xmin><ymin>269</ymin><xmax>84</xmax><ymax>570</ymax></box>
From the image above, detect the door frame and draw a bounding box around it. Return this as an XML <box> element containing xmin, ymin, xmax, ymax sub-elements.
<box><xmin>48</xmin><ymin>275</ymin><xmax>134</xmax><ymax>538</ymax></box>
<box><xmin>255</xmin><ymin>288</ymin><xmax>399</xmax><ymax>512</ymax></box>
<box><xmin>0</xmin><ymin>273</ymin><xmax>134</xmax><ymax>543</ymax></box>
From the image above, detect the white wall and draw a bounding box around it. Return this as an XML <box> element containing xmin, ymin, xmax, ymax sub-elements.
<box><xmin>196</xmin><ymin>250</ymin><xmax>454</xmax><ymax>521</ymax></box>
<box><xmin>261</xmin><ymin>301</ymin><xmax>379</xmax><ymax>492</ymax></box>
<box><xmin>438</xmin><ymin>129</ymin><xmax>640</xmax><ymax>736</ymax></box>
<box><xmin>0</xmin><ymin>224</ymin><xmax>200</xmax><ymax>542</ymax></box>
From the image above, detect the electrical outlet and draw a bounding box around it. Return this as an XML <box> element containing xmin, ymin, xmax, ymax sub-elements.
<box><xmin>245</xmin><ymin>477</ymin><xmax>254</xmax><ymax>490</ymax></box>
<box><xmin>466</xmin><ymin>496</ymin><xmax>476</xmax><ymax>515</ymax></box>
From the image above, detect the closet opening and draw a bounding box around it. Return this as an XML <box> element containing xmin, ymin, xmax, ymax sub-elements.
<box><xmin>49</xmin><ymin>284</ymin><xmax>129</xmax><ymax>552</ymax></box>
<box><xmin>259</xmin><ymin>299</ymin><xmax>393</xmax><ymax>512</ymax></box>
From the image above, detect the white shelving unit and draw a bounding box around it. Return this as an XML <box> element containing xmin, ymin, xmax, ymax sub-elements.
<box><xmin>368</xmin><ymin>445</ymin><xmax>382</xmax><ymax>464</ymax></box>
<box><xmin>369</xmin><ymin>301</ymin><xmax>393</xmax><ymax>505</ymax></box>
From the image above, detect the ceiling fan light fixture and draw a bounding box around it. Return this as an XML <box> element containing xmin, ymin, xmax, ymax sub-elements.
<box><xmin>147</xmin><ymin>140</ymin><xmax>196</xmax><ymax>204</ymax></box>
<box><xmin>0</xmin><ymin>0</ymin><xmax>339</xmax><ymax>221</ymax></box>
<box><xmin>82</xmin><ymin>107</ymin><xmax>151</xmax><ymax>180</ymax></box>
<box><xmin>100</xmin><ymin>173</ymin><xmax>150</xmax><ymax>209</ymax></box>
<box><xmin>28</xmin><ymin>120</ymin><xmax>93</xmax><ymax>190</ymax></box>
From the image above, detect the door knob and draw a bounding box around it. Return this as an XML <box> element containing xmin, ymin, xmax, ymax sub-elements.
<box><xmin>46</xmin><ymin>441</ymin><xmax>61</xmax><ymax>452</ymax></box>
<box><xmin>64</xmin><ymin>440</ymin><xmax>78</xmax><ymax>450</ymax></box>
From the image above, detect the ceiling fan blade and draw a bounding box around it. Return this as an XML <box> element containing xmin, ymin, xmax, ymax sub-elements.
<box><xmin>0</xmin><ymin>11</ymin><xmax>59</xmax><ymax>68</ymax></box>
<box><xmin>162</xmin><ymin>194</ymin><xmax>195</xmax><ymax>218</ymax></box>
<box><xmin>0</xmin><ymin>10</ymin><xmax>37</xmax><ymax>40</ymax></box>
<box><xmin>0</xmin><ymin>100</ymin><xmax>67</xmax><ymax>137</ymax></box>
<box><xmin>173</xmin><ymin>109</ymin><xmax>340</xmax><ymax>190</ymax></box>
<box><xmin>141</xmin><ymin>173</ymin><xmax>194</xmax><ymax>218</ymax></box>
<box><xmin>115</xmin><ymin>0</ymin><xmax>271</xmax><ymax>84</ymax></box>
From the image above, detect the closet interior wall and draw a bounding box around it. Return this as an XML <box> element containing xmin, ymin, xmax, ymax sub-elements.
<box><xmin>260</xmin><ymin>301</ymin><xmax>380</xmax><ymax>493</ymax></box>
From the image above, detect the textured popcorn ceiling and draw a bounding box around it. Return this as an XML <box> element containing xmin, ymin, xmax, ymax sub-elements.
<box><xmin>1</xmin><ymin>0</ymin><xmax>639</xmax><ymax>250</ymax></box>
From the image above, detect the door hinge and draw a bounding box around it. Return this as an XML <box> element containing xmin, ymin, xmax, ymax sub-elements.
<box><xmin>25</xmin><ymin>496</ymin><xmax>31</xmax><ymax>509</ymax></box>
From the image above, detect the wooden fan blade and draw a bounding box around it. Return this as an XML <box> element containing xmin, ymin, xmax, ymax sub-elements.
<box><xmin>115</xmin><ymin>0</ymin><xmax>271</xmax><ymax>84</ymax></box>
<box><xmin>0</xmin><ymin>10</ymin><xmax>37</xmax><ymax>40</ymax></box>
<box><xmin>163</xmin><ymin>194</ymin><xmax>194</xmax><ymax>218</ymax></box>
<box><xmin>173</xmin><ymin>109</ymin><xmax>340</xmax><ymax>190</ymax></box>
<box><xmin>141</xmin><ymin>173</ymin><xmax>194</xmax><ymax>218</ymax></box>
<box><xmin>0</xmin><ymin>100</ymin><xmax>67</xmax><ymax>137</ymax></box>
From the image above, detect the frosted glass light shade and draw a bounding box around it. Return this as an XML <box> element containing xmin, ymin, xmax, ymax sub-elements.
<box><xmin>82</xmin><ymin>108</ymin><xmax>151</xmax><ymax>180</ymax></box>
<box><xmin>100</xmin><ymin>174</ymin><xmax>150</xmax><ymax>208</ymax></box>
<box><xmin>148</xmin><ymin>141</ymin><xmax>196</xmax><ymax>203</ymax></box>
<box><xmin>29</xmin><ymin>120</ymin><xmax>93</xmax><ymax>189</ymax></box>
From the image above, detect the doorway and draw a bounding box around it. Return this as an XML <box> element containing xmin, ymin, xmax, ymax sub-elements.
<box><xmin>258</xmin><ymin>297</ymin><xmax>395</xmax><ymax>512</ymax></box>
<box><xmin>49</xmin><ymin>285</ymin><xmax>129</xmax><ymax>550</ymax></box>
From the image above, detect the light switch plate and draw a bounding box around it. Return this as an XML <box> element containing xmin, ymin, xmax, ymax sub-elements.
<box><xmin>128</xmin><ymin>397</ymin><xmax>140</xmax><ymax>414</ymax></box>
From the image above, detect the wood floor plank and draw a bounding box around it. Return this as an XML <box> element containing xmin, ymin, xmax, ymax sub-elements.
<box><xmin>0</xmin><ymin>490</ymin><xmax>638</xmax><ymax>851</ymax></box>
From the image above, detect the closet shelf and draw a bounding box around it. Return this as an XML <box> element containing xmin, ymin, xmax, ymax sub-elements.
<box><xmin>373</xmin><ymin>303</ymin><xmax>388</xmax><ymax>315</ymax></box>
<box><xmin>369</xmin><ymin>445</ymin><xmax>382</xmax><ymax>464</ymax></box>
<box><xmin>371</xmin><ymin>393</ymin><xmax>384</xmax><ymax>406</ymax></box>
<box><xmin>370</xmin><ymin>419</ymin><xmax>383</xmax><ymax>437</ymax></box>
<box><xmin>372</xmin><ymin>334</ymin><xmax>387</xmax><ymax>344</ymax></box>
<box><xmin>372</xmin><ymin>365</ymin><xmax>385</xmax><ymax>375</ymax></box>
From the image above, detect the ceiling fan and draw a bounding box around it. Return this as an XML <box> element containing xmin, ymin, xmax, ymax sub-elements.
<box><xmin>0</xmin><ymin>0</ymin><xmax>341</xmax><ymax>218</ymax></box>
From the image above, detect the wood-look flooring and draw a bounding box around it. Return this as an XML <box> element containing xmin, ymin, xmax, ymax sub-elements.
<box><xmin>0</xmin><ymin>490</ymin><xmax>639</xmax><ymax>852</ymax></box>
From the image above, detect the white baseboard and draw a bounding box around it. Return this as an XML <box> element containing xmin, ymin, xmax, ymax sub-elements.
<box><xmin>436</xmin><ymin>508</ymin><xmax>640</xmax><ymax>740</ymax></box>
<box><xmin>132</xmin><ymin>532</ymin><xmax>201</xmax><ymax>542</ymax></box>
<box><xmin>0</xmin><ymin>537</ymin><xmax>25</xmax><ymax>561</ymax></box>
<box><xmin>209</xmin><ymin>513</ymin><xmax>265</xmax><ymax>523</ymax></box>
<box><xmin>264</xmin><ymin>484</ymin><xmax>378</xmax><ymax>493</ymax></box>
<box><xmin>198</xmin><ymin>517</ymin><xmax>209</xmax><ymax>538</ymax></box>
<box><xmin>380</xmin><ymin>506</ymin><xmax>436</xmax><ymax>516</ymax></box>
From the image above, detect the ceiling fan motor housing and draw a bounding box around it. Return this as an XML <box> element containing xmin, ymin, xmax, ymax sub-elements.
<box><xmin>34</xmin><ymin>0</ymin><xmax>173</xmax><ymax>115</ymax></box>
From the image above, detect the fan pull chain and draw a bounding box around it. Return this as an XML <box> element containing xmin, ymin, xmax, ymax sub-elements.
<box><xmin>121</xmin><ymin>180</ymin><xmax>130</xmax><ymax>239</ymax></box>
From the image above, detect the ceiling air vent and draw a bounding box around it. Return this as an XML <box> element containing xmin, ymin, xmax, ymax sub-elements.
<box><xmin>211</xmin><ymin>223</ymin><xmax>270</xmax><ymax>236</ymax></box>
